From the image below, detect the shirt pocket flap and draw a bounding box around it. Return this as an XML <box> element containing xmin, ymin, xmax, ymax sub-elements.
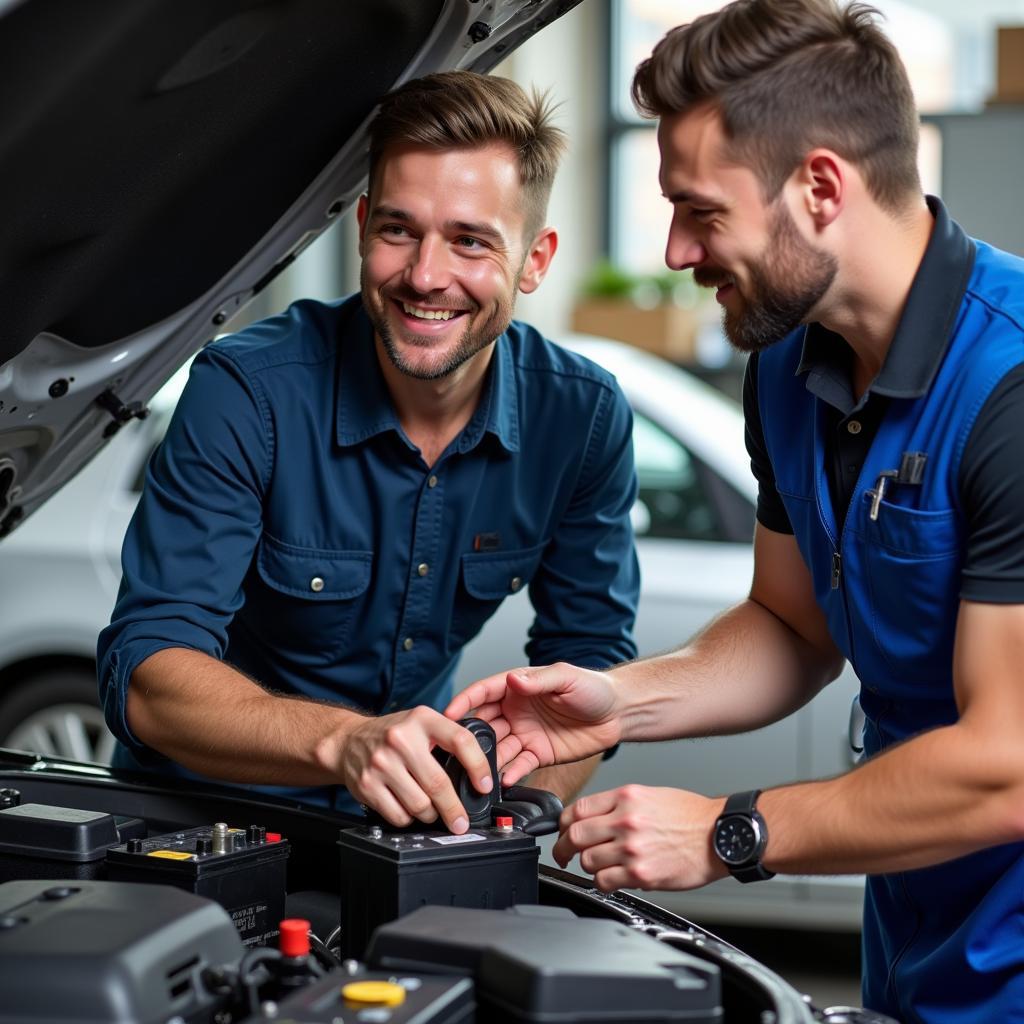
<box><xmin>257</xmin><ymin>536</ymin><xmax>373</xmax><ymax>600</ymax></box>
<box><xmin>461</xmin><ymin>542</ymin><xmax>546</xmax><ymax>601</ymax></box>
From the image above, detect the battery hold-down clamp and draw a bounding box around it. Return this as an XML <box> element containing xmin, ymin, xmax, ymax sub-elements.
<box><xmin>366</xmin><ymin>717</ymin><xmax>564</xmax><ymax>836</ymax></box>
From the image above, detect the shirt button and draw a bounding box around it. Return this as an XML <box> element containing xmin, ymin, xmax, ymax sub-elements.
<box><xmin>402</xmin><ymin>637</ymin><xmax>414</xmax><ymax>651</ymax></box>
<box><xmin>417</xmin><ymin>563</ymin><xmax>429</xmax><ymax>577</ymax></box>
<box><xmin>310</xmin><ymin>576</ymin><xmax>325</xmax><ymax>592</ymax></box>
<box><xmin>509</xmin><ymin>576</ymin><xmax>522</xmax><ymax>592</ymax></box>
<box><xmin>427</xmin><ymin>475</ymin><xmax>438</xmax><ymax>488</ymax></box>
<box><xmin>846</xmin><ymin>420</ymin><xmax>862</xmax><ymax>435</ymax></box>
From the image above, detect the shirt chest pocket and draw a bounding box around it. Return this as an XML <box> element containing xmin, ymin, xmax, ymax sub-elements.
<box><xmin>448</xmin><ymin>542</ymin><xmax>546</xmax><ymax>651</ymax></box>
<box><xmin>246</xmin><ymin>535</ymin><xmax>373</xmax><ymax>662</ymax></box>
<box><xmin>858</xmin><ymin>497</ymin><xmax>962</xmax><ymax>681</ymax></box>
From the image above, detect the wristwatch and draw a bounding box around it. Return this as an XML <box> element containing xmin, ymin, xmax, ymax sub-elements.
<box><xmin>713</xmin><ymin>789</ymin><xmax>775</xmax><ymax>883</ymax></box>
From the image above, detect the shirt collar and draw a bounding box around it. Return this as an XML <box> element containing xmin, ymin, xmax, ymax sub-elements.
<box><xmin>335</xmin><ymin>299</ymin><xmax>520</xmax><ymax>454</ymax></box>
<box><xmin>796</xmin><ymin>195</ymin><xmax>976</xmax><ymax>401</ymax></box>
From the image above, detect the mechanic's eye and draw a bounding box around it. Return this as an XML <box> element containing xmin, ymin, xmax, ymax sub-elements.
<box><xmin>456</xmin><ymin>236</ymin><xmax>485</xmax><ymax>250</ymax></box>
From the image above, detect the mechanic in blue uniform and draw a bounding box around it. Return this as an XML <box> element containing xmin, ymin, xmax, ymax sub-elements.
<box><xmin>97</xmin><ymin>71</ymin><xmax>639</xmax><ymax>832</ymax></box>
<box><xmin>448</xmin><ymin>4</ymin><xmax>1024</xmax><ymax>1021</ymax></box>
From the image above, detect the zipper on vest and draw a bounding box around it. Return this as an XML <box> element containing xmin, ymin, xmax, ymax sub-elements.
<box><xmin>831</xmin><ymin>551</ymin><xmax>842</xmax><ymax>590</ymax></box>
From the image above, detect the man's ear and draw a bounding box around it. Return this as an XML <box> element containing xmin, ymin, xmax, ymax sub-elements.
<box><xmin>795</xmin><ymin>149</ymin><xmax>844</xmax><ymax>230</ymax></box>
<box><xmin>518</xmin><ymin>227</ymin><xmax>558</xmax><ymax>295</ymax></box>
<box><xmin>355</xmin><ymin>193</ymin><xmax>369</xmax><ymax>258</ymax></box>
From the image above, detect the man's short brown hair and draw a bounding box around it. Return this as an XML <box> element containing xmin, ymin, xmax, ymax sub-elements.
<box><xmin>632</xmin><ymin>0</ymin><xmax>921</xmax><ymax>213</ymax></box>
<box><xmin>367</xmin><ymin>70</ymin><xmax>566</xmax><ymax>240</ymax></box>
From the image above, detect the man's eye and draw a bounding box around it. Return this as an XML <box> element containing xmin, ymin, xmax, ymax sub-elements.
<box><xmin>690</xmin><ymin>208</ymin><xmax>715</xmax><ymax>221</ymax></box>
<box><xmin>381</xmin><ymin>224</ymin><xmax>409</xmax><ymax>237</ymax></box>
<box><xmin>456</xmin><ymin>236</ymin><xmax>484</xmax><ymax>249</ymax></box>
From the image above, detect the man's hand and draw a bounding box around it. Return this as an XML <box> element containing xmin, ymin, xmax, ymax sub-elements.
<box><xmin>552</xmin><ymin>785</ymin><xmax>729</xmax><ymax>893</ymax></box>
<box><xmin>444</xmin><ymin>663</ymin><xmax>622</xmax><ymax>785</ymax></box>
<box><xmin>332</xmin><ymin>706</ymin><xmax>493</xmax><ymax>833</ymax></box>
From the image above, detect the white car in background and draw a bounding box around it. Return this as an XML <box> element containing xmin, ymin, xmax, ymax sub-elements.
<box><xmin>0</xmin><ymin>332</ymin><xmax>863</xmax><ymax>930</ymax></box>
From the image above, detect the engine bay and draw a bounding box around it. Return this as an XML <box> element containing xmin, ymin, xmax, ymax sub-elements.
<box><xmin>0</xmin><ymin>738</ymin><xmax>892</xmax><ymax>1024</ymax></box>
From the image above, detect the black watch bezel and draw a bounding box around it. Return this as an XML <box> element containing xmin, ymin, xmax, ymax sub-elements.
<box><xmin>713</xmin><ymin>789</ymin><xmax>775</xmax><ymax>883</ymax></box>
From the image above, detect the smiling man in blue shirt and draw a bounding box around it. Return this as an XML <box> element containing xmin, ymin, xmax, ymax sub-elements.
<box><xmin>97</xmin><ymin>71</ymin><xmax>639</xmax><ymax>830</ymax></box>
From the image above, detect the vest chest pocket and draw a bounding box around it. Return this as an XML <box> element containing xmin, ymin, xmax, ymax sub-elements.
<box><xmin>448</xmin><ymin>542</ymin><xmax>546</xmax><ymax>651</ymax></box>
<box><xmin>857</xmin><ymin>496</ymin><xmax>962</xmax><ymax>680</ymax></box>
<box><xmin>246</xmin><ymin>536</ymin><xmax>373</xmax><ymax>662</ymax></box>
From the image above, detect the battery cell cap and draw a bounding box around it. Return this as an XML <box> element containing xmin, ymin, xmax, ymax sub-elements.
<box><xmin>342</xmin><ymin>981</ymin><xmax>407</xmax><ymax>1007</ymax></box>
<box><xmin>266</xmin><ymin>831</ymin><xmax>282</xmax><ymax>843</ymax></box>
<box><xmin>496</xmin><ymin>816</ymin><xmax>514</xmax><ymax>830</ymax></box>
<box><xmin>278</xmin><ymin>918</ymin><xmax>311</xmax><ymax>957</ymax></box>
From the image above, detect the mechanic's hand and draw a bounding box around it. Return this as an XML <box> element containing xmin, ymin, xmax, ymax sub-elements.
<box><xmin>552</xmin><ymin>785</ymin><xmax>729</xmax><ymax>893</ymax></box>
<box><xmin>340</xmin><ymin>706</ymin><xmax>492</xmax><ymax>833</ymax></box>
<box><xmin>445</xmin><ymin>663</ymin><xmax>622</xmax><ymax>786</ymax></box>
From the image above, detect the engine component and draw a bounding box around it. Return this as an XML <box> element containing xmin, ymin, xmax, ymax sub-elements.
<box><xmin>0</xmin><ymin>801</ymin><xmax>144</xmax><ymax>881</ymax></box>
<box><xmin>367</xmin><ymin>903</ymin><xmax>723</xmax><ymax>1023</ymax></box>
<box><xmin>0</xmin><ymin>879</ymin><xmax>244</xmax><ymax>1024</ymax></box>
<box><xmin>239</xmin><ymin>969</ymin><xmax>474</xmax><ymax>1023</ymax></box>
<box><xmin>338</xmin><ymin>821</ymin><xmax>538</xmax><ymax>959</ymax></box>
<box><xmin>106</xmin><ymin>821</ymin><xmax>288</xmax><ymax>946</ymax></box>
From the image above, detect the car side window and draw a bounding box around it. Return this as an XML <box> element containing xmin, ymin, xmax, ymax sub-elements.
<box><xmin>631</xmin><ymin>413</ymin><xmax>752</xmax><ymax>543</ymax></box>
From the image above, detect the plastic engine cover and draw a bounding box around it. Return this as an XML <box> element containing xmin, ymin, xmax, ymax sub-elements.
<box><xmin>367</xmin><ymin>904</ymin><xmax>723</xmax><ymax>1023</ymax></box>
<box><xmin>0</xmin><ymin>879</ymin><xmax>245</xmax><ymax>1024</ymax></box>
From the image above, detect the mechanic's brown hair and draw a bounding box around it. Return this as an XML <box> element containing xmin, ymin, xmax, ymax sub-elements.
<box><xmin>632</xmin><ymin>0</ymin><xmax>921</xmax><ymax>213</ymax></box>
<box><xmin>367</xmin><ymin>70</ymin><xmax>566</xmax><ymax>239</ymax></box>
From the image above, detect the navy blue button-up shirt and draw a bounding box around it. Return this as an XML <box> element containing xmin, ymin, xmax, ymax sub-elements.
<box><xmin>98</xmin><ymin>295</ymin><xmax>639</xmax><ymax>809</ymax></box>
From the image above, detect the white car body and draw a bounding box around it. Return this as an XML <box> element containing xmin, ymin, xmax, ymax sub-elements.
<box><xmin>0</xmin><ymin>334</ymin><xmax>864</xmax><ymax>929</ymax></box>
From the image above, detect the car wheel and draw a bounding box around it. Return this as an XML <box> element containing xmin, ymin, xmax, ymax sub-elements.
<box><xmin>0</xmin><ymin>670</ymin><xmax>116</xmax><ymax>765</ymax></box>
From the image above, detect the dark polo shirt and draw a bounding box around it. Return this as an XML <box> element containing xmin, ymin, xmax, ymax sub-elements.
<box><xmin>744</xmin><ymin>196</ymin><xmax>1024</xmax><ymax>603</ymax></box>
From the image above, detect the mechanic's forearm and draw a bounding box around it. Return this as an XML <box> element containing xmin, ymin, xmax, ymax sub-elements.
<box><xmin>612</xmin><ymin>597</ymin><xmax>843</xmax><ymax>744</ymax></box>
<box><xmin>127</xmin><ymin>648</ymin><xmax>364</xmax><ymax>785</ymax></box>
<box><xmin>761</xmin><ymin>720</ymin><xmax>1024</xmax><ymax>875</ymax></box>
<box><xmin>526</xmin><ymin>754</ymin><xmax>601</xmax><ymax>803</ymax></box>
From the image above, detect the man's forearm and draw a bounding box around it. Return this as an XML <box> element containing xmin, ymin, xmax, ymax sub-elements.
<box><xmin>761</xmin><ymin>719</ymin><xmax>1024</xmax><ymax>876</ymax></box>
<box><xmin>127</xmin><ymin>647</ymin><xmax>363</xmax><ymax>785</ymax></box>
<box><xmin>612</xmin><ymin>597</ymin><xmax>844</xmax><ymax>744</ymax></box>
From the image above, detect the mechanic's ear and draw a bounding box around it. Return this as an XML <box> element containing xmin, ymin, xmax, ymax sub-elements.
<box><xmin>356</xmin><ymin>193</ymin><xmax>369</xmax><ymax>257</ymax></box>
<box><xmin>518</xmin><ymin>227</ymin><xmax>557</xmax><ymax>295</ymax></box>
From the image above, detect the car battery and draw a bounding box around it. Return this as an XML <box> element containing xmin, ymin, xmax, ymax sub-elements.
<box><xmin>239</xmin><ymin>969</ymin><xmax>473</xmax><ymax>1023</ymax></box>
<box><xmin>106</xmin><ymin>821</ymin><xmax>288</xmax><ymax>946</ymax></box>
<box><xmin>338</xmin><ymin>821</ymin><xmax>539</xmax><ymax>959</ymax></box>
<box><xmin>0</xmin><ymin>802</ymin><xmax>145</xmax><ymax>881</ymax></box>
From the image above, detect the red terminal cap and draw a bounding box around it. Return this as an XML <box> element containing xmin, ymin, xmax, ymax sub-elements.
<box><xmin>496</xmin><ymin>816</ymin><xmax>514</xmax><ymax>829</ymax></box>
<box><xmin>265</xmin><ymin>832</ymin><xmax>282</xmax><ymax>843</ymax></box>
<box><xmin>279</xmin><ymin>918</ymin><xmax>311</xmax><ymax>957</ymax></box>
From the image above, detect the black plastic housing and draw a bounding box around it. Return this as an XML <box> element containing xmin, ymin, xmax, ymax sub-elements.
<box><xmin>0</xmin><ymin>879</ymin><xmax>244</xmax><ymax>1024</ymax></box>
<box><xmin>338</xmin><ymin>824</ymin><xmax>538</xmax><ymax>959</ymax></box>
<box><xmin>0</xmin><ymin>802</ymin><xmax>144</xmax><ymax>880</ymax></box>
<box><xmin>367</xmin><ymin>904</ymin><xmax>724</xmax><ymax>1024</ymax></box>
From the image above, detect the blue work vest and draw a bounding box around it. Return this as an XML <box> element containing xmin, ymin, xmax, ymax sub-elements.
<box><xmin>757</xmin><ymin>239</ymin><xmax>1024</xmax><ymax>1023</ymax></box>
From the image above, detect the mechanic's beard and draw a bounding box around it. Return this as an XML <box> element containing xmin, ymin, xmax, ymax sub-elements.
<box><xmin>717</xmin><ymin>205</ymin><xmax>837</xmax><ymax>354</ymax></box>
<box><xmin>362</xmin><ymin>271</ymin><xmax>519</xmax><ymax>382</ymax></box>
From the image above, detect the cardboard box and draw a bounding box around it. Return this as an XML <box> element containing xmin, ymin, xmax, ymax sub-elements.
<box><xmin>571</xmin><ymin>298</ymin><xmax>699</xmax><ymax>363</ymax></box>
<box><xmin>995</xmin><ymin>26</ymin><xmax>1024</xmax><ymax>103</ymax></box>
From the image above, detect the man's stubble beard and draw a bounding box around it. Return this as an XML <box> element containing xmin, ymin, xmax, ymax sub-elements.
<box><xmin>717</xmin><ymin>203</ymin><xmax>838</xmax><ymax>354</ymax></box>
<box><xmin>362</xmin><ymin>266</ymin><xmax>522</xmax><ymax>382</ymax></box>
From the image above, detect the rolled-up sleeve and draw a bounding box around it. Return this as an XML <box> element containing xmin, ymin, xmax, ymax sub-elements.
<box><xmin>525</xmin><ymin>381</ymin><xmax>640</xmax><ymax>669</ymax></box>
<box><xmin>97</xmin><ymin>347</ymin><xmax>270</xmax><ymax>756</ymax></box>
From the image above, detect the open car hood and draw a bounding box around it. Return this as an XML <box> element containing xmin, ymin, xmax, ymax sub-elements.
<box><xmin>0</xmin><ymin>0</ymin><xmax>583</xmax><ymax>536</ymax></box>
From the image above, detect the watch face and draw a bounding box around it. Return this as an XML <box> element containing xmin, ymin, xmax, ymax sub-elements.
<box><xmin>714</xmin><ymin>816</ymin><xmax>759</xmax><ymax>866</ymax></box>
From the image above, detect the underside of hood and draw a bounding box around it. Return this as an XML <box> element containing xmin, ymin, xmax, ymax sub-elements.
<box><xmin>0</xmin><ymin>0</ymin><xmax>583</xmax><ymax>534</ymax></box>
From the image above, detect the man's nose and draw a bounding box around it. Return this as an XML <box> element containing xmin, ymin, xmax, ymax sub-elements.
<box><xmin>664</xmin><ymin>221</ymin><xmax>707</xmax><ymax>272</ymax></box>
<box><xmin>405</xmin><ymin>236</ymin><xmax>453</xmax><ymax>294</ymax></box>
